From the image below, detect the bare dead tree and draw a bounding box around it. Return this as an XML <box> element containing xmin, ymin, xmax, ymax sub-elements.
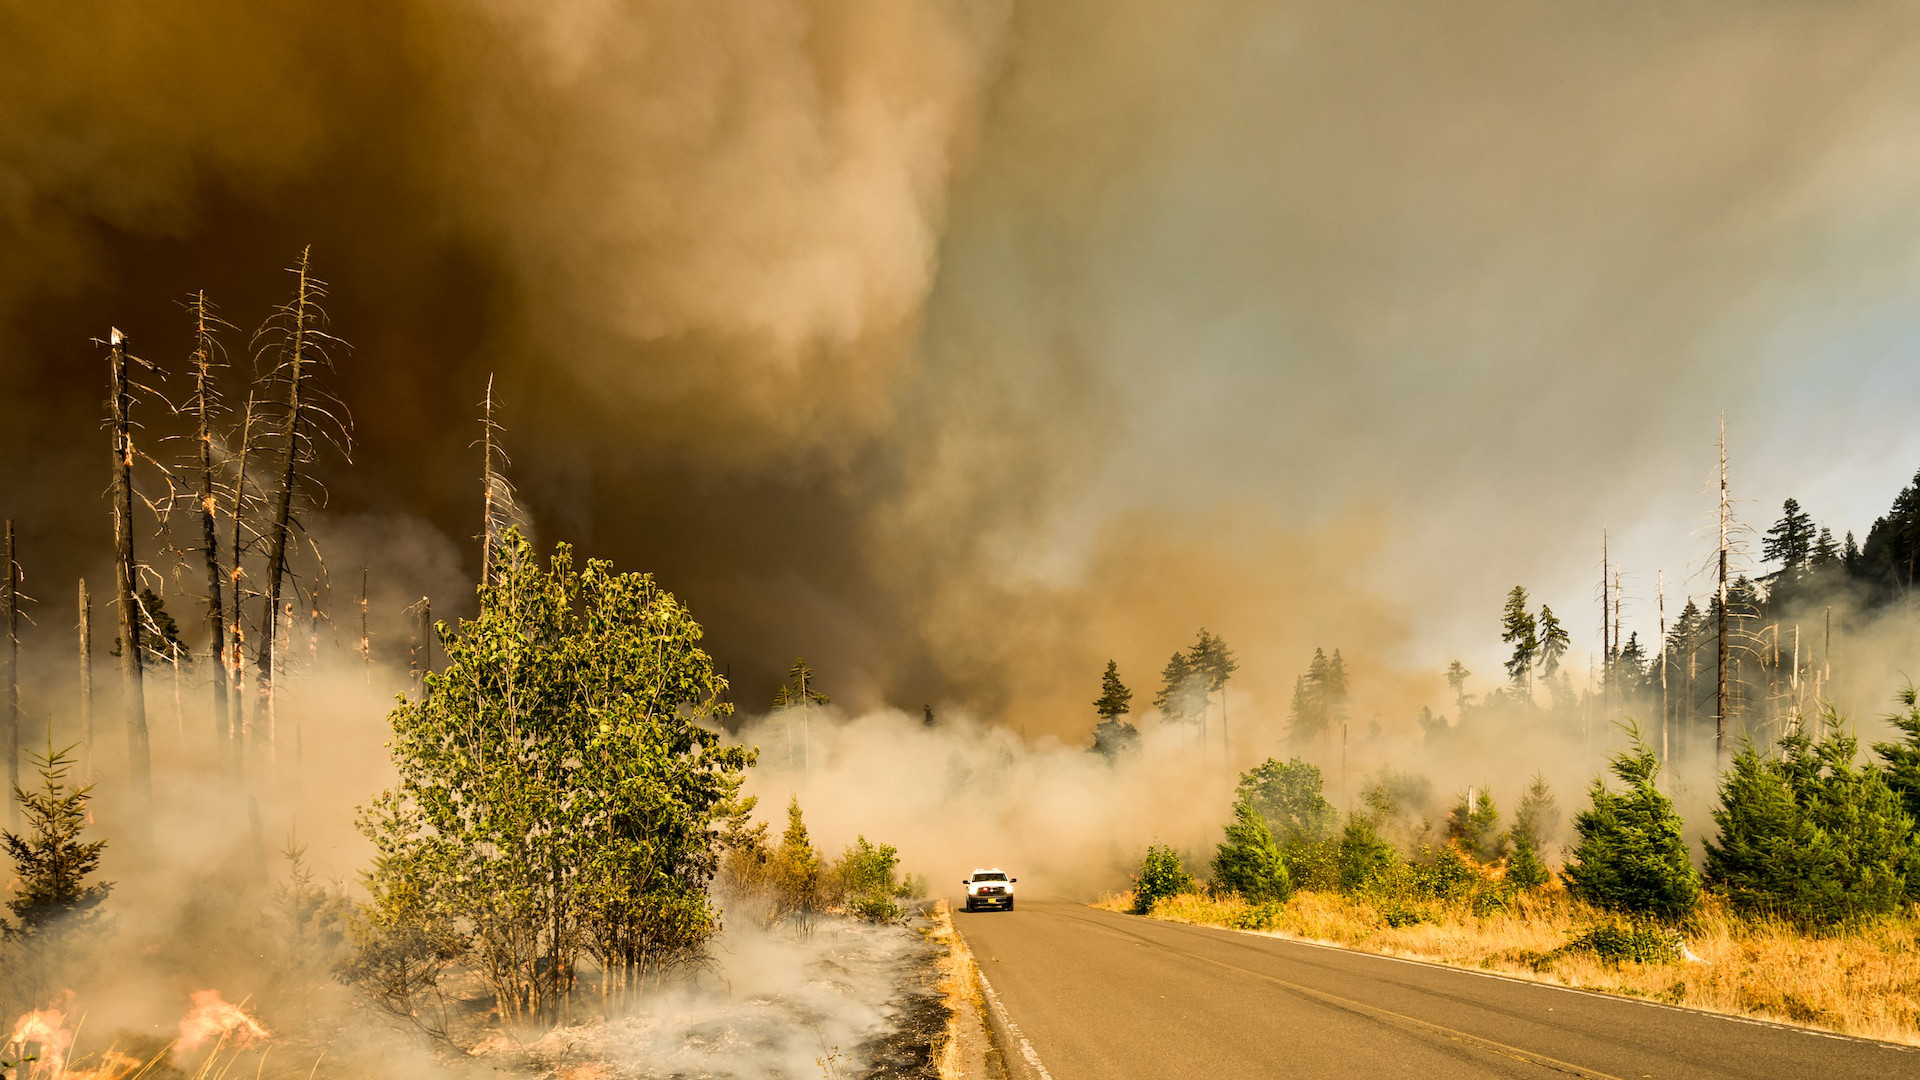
<box><xmin>251</xmin><ymin>248</ymin><xmax>351</xmax><ymax>743</ymax></box>
<box><xmin>407</xmin><ymin>596</ymin><xmax>431</xmax><ymax>700</ymax></box>
<box><xmin>108</xmin><ymin>327</ymin><xmax>153</xmax><ymax>804</ymax></box>
<box><xmin>78</xmin><ymin>578</ymin><xmax>93</xmax><ymax>779</ymax></box>
<box><xmin>1716</xmin><ymin>414</ymin><xmax>1730</xmax><ymax>767</ymax></box>
<box><xmin>226</xmin><ymin>390</ymin><xmax>261</xmax><ymax>772</ymax></box>
<box><xmin>477</xmin><ymin>374</ymin><xmax>522</xmax><ymax>589</ymax></box>
<box><xmin>3</xmin><ymin>519</ymin><xmax>18</xmax><ymax>821</ymax></box>
<box><xmin>183</xmin><ymin>290</ymin><xmax>234</xmax><ymax>744</ymax></box>
<box><xmin>359</xmin><ymin>565</ymin><xmax>370</xmax><ymax>685</ymax></box>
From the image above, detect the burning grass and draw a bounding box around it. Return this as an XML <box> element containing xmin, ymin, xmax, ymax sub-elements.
<box><xmin>1096</xmin><ymin>888</ymin><xmax>1920</xmax><ymax>1046</ymax></box>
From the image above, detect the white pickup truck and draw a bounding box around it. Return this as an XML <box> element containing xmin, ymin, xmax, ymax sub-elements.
<box><xmin>962</xmin><ymin>868</ymin><xmax>1017</xmax><ymax>912</ymax></box>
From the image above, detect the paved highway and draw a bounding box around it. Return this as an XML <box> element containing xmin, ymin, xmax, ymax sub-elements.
<box><xmin>955</xmin><ymin>900</ymin><xmax>1916</xmax><ymax>1080</ymax></box>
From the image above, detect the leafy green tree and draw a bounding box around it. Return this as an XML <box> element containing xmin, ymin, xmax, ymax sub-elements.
<box><xmin>1132</xmin><ymin>843</ymin><xmax>1193</xmax><ymax>914</ymax></box>
<box><xmin>1236</xmin><ymin>758</ymin><xmax>1338</xmax><ymax>849</ymax></box>
<box><xmin>1094</xmin><ymin>659</ymin><xmax>1133</xmax><ymax>721</ymax></box>
<box><xmin>1705</xmin><ymin>723</ymin><xmax>1915</xmax><ymax>925</ymax></box>
<box><xmin>834</xmin><ymin>836</ymin><xmax>903</xmax><ymax>922</ymax></box>
<box><xmin>1446</xmin><ymin>789</ymin><xmax>1507</xmax><ymax>864</ymax></box>
<box><xmin>1500</xmin><ymin>587</ymin><xmax>1538</xmax><ymax>693</ymax></box>
<box><xmin>1563</xmin><ymin>728</ymin><xmax>1698</xmax><ymax>920</ymax></box>
<box><xmin>358</xmin><ymin>532</ymin><xmax>749</xmax><ymax>1023</ymax></box>
<box><xmin>1536</xmin><ymin>606</ymin><xmax>1569</xmax><ymax>680</ymax></box>
<box><xmin>1507</xmin><ymin>774</ymin><xmax>1559</xmax><ymax>889</ymax></box>
<box><xmin>1212</xmin><ymin>799</ymin><xmax>1292</xmax><ymax>903</ymax></box>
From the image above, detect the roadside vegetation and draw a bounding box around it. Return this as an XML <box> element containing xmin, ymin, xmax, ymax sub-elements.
<box><xmin>1110</xmin><ymin>704</ymin><xmax>1920</xmax><ymax>1044</ymax></box>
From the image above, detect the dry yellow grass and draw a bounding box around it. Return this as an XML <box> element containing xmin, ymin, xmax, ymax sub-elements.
<box><xmin>1095</xmin><ymin>888</ymin><xmax>1920</xmax><ymax>1046</ymax></box>
<box><xmin>922</xmin><ymin>899</ymin><xmax>983</xmax><ymax>1080</ymax></box>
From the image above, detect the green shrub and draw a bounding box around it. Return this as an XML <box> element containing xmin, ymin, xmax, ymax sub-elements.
<box><xmin>835</xmin><ymin>836</ymin><xmax>905</xmax><ymax>922</ymax></box>
<box><xmin>1564</xmin><ymin>920</ymin><xmax>1682</xmax><ymax>965</ymax></box>
<box><xmin>1212</xmin><ymin>798</ymin><xmax>1293</xmax><ymax>903</ymax></box>
<box><xmin>1563</xmin><ymin>727</ymin><xmax>1699</xmax><ymax>921</ymax></box>
<box><xmin>1237</xmin><ymin>758</ymin><xmax>1340</xmax><ymax>848</ymax></box>
<box><xmin>1225</xmin><ymin>901</ymin><xmax>1287</xmax><ymax>930</ymax></box>
<box><xmin>1133</xmin><ymin>843</ymin><xmax>1194</xmax><ymax>914</ymax></box>
<box><xmin>1507</xmin><ymin>774</ymin><xmax>1559</xmax><ymax>890</ymax></box>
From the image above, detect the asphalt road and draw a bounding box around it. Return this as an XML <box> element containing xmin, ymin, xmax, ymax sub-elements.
<box><xmin>954</xmin><ymin>900</ymin><xmax>1916</xmax><ymax>1080</ymax></box>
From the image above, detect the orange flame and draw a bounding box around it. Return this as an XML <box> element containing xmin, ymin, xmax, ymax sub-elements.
<box><xmin>7</xmin><ymin>1005</ymin><xmax>75</xmax><ymax>1075</ymax></box>
<box><xmin>63</xmin><ymin>1049</ymin><xmax>144</xmax><ymax>1080</ymax></box>
<box><xmin>175</xmin><ymin>990</ymin><xmax>269</xmax><ymax>1053</ymax></box>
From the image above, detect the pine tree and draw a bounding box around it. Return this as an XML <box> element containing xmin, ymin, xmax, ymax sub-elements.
<box><xmin>1563</xmin><ymin>728</ymin><xmax>1698</xmax><ymax>920</ymax></box>
<box><xmin>1500</xmin><ymin>587</ymin><xmax>1538</xmax><ymax>692</ymax></box>
<box><xmin>1874</xmin><ymin>686</ymin><xmax>1920</xmax><ymax>833</ymax></box>
<box><xmin>1507</xmin><ymin>774</ymin><xmax>1559</xmax><ymax>889</ymax></box>
<box><xmin>1446</xmin><ymin>789</ymin><xmax>1507</xmax><ymax>864</ymax></box>
<box><xmin>1188</xmin><ymin>628</ymin><xmax>1239</xmax><ymax>752</ymax></box>
<box><xmin>1094</xmin><ymin>659</ymin><xmax>1133</xmax><ymax>721</ymax></box>
<box><xmin>3</xmin><ymin>740</ymin><xmax>111</xmax><ymax>943</ymax></box>
<box><xmin>1707</xmin><ymin>722</ymin><xmax>1915</xmax><ymax>924</ymax></box>
<box><xmin>1537</xmin><ymin>606</ymin><xmax>1569</xmax><ymax>680</ymax></box>
<box><xmin>1153</xmin><ymin>651</ymin><xmax>1205</xmax><ymax>727</ymax></box>
<box><xmin>1762</xmin><ymin>498</ymin><xmax>1816</xmax><ymax>574</ymax></box>
<box><xmin>1444</xmin><ymin>660</ymin><xmax>1472</xmax><ymax>713</ymax></box>
<box><xmin>1212</xmin><ymin>798</ymin><xmax>1291</xmax><ymax>903</ymax></box>
<box><xmin>775</xmin><ymin>796</ymin><xmax>825</xmax><ymax>932</ymax></box>
<box><xmin>771</xmin><ymin>658</ymin><xmax>829</xmax><ymax>708</ymax></box>
<box><xmin>1337</xmin><ymin>813</ymin><xmax>1399</xmax><ymax>890</ymax></box>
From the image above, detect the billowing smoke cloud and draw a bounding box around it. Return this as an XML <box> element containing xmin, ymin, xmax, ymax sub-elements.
<box><xmin>6</xmin><ymin>1</ymin><xmax>1920</xmax><ymax>735</ymax></box>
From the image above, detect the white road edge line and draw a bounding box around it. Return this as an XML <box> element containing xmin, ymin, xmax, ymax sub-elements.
<box><xmin>978</xmin><ymin>969</ymin><xmax>1056</xmax><ymax>1080</ymax></box>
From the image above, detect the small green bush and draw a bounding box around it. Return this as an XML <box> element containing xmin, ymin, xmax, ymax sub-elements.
<box><xmin>1564</xmin><ymin>921</ymin><xmax>1682</xmax><ymax>965</ymax></box>
<box><xmin>1225</xmin><ymin>901</ymin><xmax>1286</xmax><ymax>930</ymax></box>
<box><xmin>1133</xmin><ymin>843</ymin><xmax>1194</xmax><ymax>914</ymax></box>
<box><xmin>1336</xmin><ymin>815</ymin><xmax>1398</xmax><ymax>892</ymax></box>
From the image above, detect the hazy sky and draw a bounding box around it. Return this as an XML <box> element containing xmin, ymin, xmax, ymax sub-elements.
<box><xmin>4</xmin><ymin>1</ymin><xmax>1920</xmax><ymax>732</ymax></box>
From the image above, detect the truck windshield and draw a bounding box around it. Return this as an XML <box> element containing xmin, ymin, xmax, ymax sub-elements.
<box><xmin>974</xmin><ymin>872</ymin><xmax>1007</xmax><ymax>881</ymax></box>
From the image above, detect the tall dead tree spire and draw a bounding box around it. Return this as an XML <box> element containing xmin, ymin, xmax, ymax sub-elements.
<box><xmin>186</xmin><ymin>290</ymin><xmax>231</xmax><ymax>745</ymax></box>
<box><xmin>78</xmin><ymin>578</ymin><xmax>93</xmax><ymax>779</ymax></box>
<box><xmin>3</xmin><ymin>519</ymin><xmax>18</xmax><ymax>822</ymax></box>
<box><xmin>108</xmin><ymin>327</ymin><xmax>152</xmax><ymax>804</ymax></box>
<box><xmin>1716</xmin><ymin>413</ymin><xmax>1730</xmax><ymax>767</ymax></box>
<box><xmin>252</xmin><ymin>248</ymin><xmax>351</xmax><ymax>739</ymax></box>
<box><xmin>477</xmin><ymin>375</ymin><xmax>520</xmax><ymax>588</ymax></box>
<box><xmin>227</xmin><ymin>390</ymin><xmax>257</xmax><ymax>769</ymax></box>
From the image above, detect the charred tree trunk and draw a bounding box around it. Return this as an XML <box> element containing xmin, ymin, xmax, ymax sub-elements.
<box><xmin>190</xmin><ymin>292</ymin><xmax>229</xmax><ymax>748</ymax></box>
<box><xmin>109</xmin><ymin>328</ymin><xmax>152</xmax><ymax>804</ymax></box>
<box><xmin>1716</xmin><ymin>415</ymin><xmax>1730</xmax><ymax>768</ymax></box>
<box><xmin>78</xmin><ymin>578</ymin><xmax>93</xmax><ymax>779</ymax></box>
<box><xmin>410</xmin><ymin>597</ymin><xmax>431</xmax><ymax>700</ymax></box>
<box><xmin>228</xmin><ymin>392</ymin><xmax>256</xmax><ymax>775</ymax></box>
<box><xmin>259</xmin><ymin>248</ymin><xmax>320</xmax><ymax>729</ymax></box>
<box><xmin>4</xmin><ymin>519</ymin><xmax>18</xmax><ymax>822</ymax></box>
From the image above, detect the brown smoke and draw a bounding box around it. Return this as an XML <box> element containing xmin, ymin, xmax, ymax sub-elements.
<box><xmin>6</xmin><ymin>1</ymin><xmax>1920</xmax><ymax>734</ymax></box>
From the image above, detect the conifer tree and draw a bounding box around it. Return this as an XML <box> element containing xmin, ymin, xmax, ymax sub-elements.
<box><xmin>1446</xmin><ymin>789</ymin><xmax>1507</xmax><ymax>864</ymax></box>
<box><xmin>1507</xmin><ymin>774</ymin><xmax>1559</xmax><ymax>889</ymax></box>
<box><xmin>1563</xmin><ymin>728</ymin><xmax>1698</xmax><ymax>920</ymax></box>
<box><xmin>1762</xmin><ymin>497</ymin><xmax>1816</xmax><ymax>574</ymax></box>
<box><xmin>1189</xmin><ymin>628</ymin><xmax>1239</xmax><ymax>752</ymax></box>
<box><xmin>775</xmin><ymin>796</ymin><xmax>824</xmax><ymax>932</ymax></box>
<box><xmin>1212</xmin><ymin>798</ymin><xmax>1291</xmax><ymax>903</ymax></box>
<box><xmin>3</xmin><ymin>740</ymin><xmax>111</xmax><ymax>973</ymax></box>
<box><xmin>1874</xmin><ymin>686</ymin><xmax>1920</xmax><ymax>833</ymax></box>
<box><xmin>1153</xmin><ymin>651</ymin><xmax>1205</xmax><ymax>727</ymax></box>
<box><xmin>1094</xmin><ymin>660</ymin><xmax>1133</xmax><ymax>721</ymax></box>
<box><xmin>1537</xmin><ymin>606</ymin><xmax>1569</xmax><ymax>680</ymax></box>
<box><xmin>1444</xmin><ymin>660</ymin><xmax>1472</xmax><ymax>714</ymax></box>
<box><xmin>1707</xmin><ymin>722</ymin><xmax>1915</xmax><ymax>924</ymax></box>
<box><xmin>1500</xmin><ymin>587</ymin><xmax>1538</xmax><ymax>693</ymax></box>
